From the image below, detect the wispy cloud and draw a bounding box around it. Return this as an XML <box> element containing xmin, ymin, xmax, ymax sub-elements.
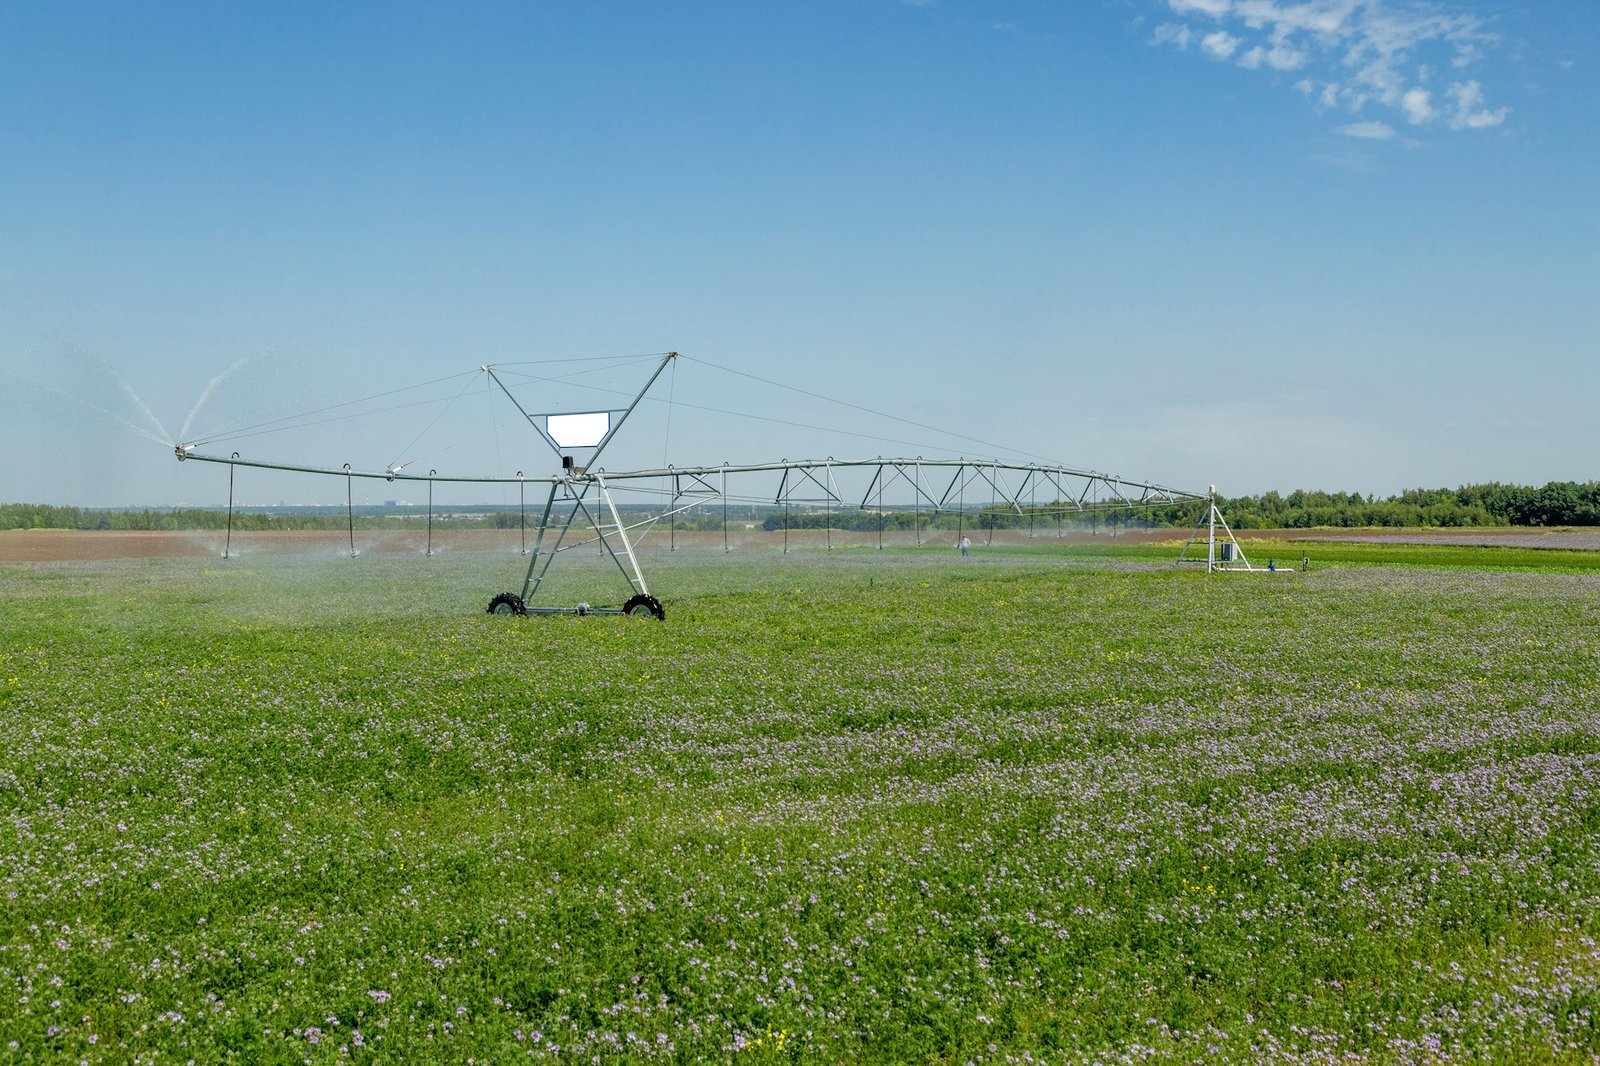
<box><xmin>1202</xmin><ymin>30</ymin><xmax>1242</xmax><ymax>59</ymax></box>
<box><xmin>1150</xmin><ymin>0</ymin><xmax>1509</xmax><ymax>136</ymax></box>
<box><xmin>1238</xmin><ymin>37</ymin><xmax>1309</xmax><ymax>71</ymax></box>
<box><xmin>1153</xmin><ymin>22</ymin><xmax>1194</xmax><ymax>49</ymax></box>
<box><xmin>1446</xmin><ymin>79</ymin><xmax>1509</xmax><ymax>129</ymax></box>
<box><xmin>1400</xmin><ymin>87</ymin><xmax>1434</xmax><ymax>124</ymax></box>
<box><xmin>1170</xmin><ymin>0</ymin><xmax>1232</xmax><ymax>15</ymax></box>
<box><xmin>1337</xmin><ymin>120</ymin><xmax>1396</xmax><ymax>139</ymax></box>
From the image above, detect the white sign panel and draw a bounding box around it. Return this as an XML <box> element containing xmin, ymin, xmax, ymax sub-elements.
<box><xmin>546</xmin><ymin>412</ymin><xmax>611</xmax><ymax>449</ymax></box>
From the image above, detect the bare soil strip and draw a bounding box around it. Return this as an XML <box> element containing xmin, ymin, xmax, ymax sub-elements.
<box><xmin>5</xmin><ymin>526</ymin><xmax>1597</xmax><ymax>564</ymax></box>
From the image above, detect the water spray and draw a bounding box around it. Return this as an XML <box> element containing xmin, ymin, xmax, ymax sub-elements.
<box><xmin>174</xmin><ymin>350</ymin><xmax>1248</xmax><ymax>622</ymax></box>
<box><xmin>178</xmin><ymin>357</ymin><xmax>251</xmax><ymax>443</ymax></box>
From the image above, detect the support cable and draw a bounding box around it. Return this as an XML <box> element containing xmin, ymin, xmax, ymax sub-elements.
<box><xmin>387</xmin><ymin>373</ymin><xmax>481</xmax><ymax>473</ymax></box>
<box><xmin>187</xmin><ymin>370</ymin><xmax>479</xmax><ymax>449</ymax></box>
<box><xmin>683</xmin><ymin>355</ymin><xmax>1068</xmax><ymax>469</ymax></box>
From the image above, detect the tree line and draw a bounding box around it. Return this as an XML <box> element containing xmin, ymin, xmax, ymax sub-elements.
<box><xmin>1201</xmin><ymin>482</ymin><xmax>1600</xmax><ymax>530</ymax></box>
<box><xmin>0</xmin><ymin>505</ymin><xmax>440</xmax><ymax>532</ymax></box>
<box><xmin>4</xmin><ymin>481</ymin><xmax>1599</xmax><ymax>533</ymax></box>
<box><xmin>757</xmin><ymin>481</ymin><xmax>1600</xmax><ymax>531</ymax></box>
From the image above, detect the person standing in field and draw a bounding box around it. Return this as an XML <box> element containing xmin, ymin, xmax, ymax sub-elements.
<box><xmin>959</xmin><ymin>534</ymin><xmax>971</xmax><ymax>557</ymax></box>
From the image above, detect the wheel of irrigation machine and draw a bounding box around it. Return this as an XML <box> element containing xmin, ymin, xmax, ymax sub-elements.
<box><xmin>486</xmin><ymin>592</ymin><xmax>527</xmax><ymax>617</ymax></box>
<box><xmin>622</xmin><ymin>593</ymin><xmax>666</xmax><ymax>621</ymax></box>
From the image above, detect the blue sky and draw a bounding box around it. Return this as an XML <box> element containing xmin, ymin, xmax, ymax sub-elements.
<box><xmin>2</xmin><ymin>0</ymin><xmax>1594</xmax><ymax>506</ymax></box>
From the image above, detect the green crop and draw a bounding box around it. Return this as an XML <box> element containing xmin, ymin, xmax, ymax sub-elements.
<box><xmin>2</xmin><ymin>542</ymin><xmax>1598</xmax><ymax>1062</ymax></box>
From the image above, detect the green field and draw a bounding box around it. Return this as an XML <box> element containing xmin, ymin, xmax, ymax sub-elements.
<box><xmin>1049</xmin><ymin>534</ymin><xmax>1600</xmax><ymax>574</ymax></box>
<box><xmin>3</xmin><ymin>541</ymin><xmax>1599</xmax><ymax>1062</ymax></box>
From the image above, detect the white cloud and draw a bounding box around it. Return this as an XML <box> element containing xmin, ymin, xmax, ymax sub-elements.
<box><xmin>1400</xmin><ymin>87</ymin><xmax>1434</xmax><ymax>124</ymax></box>
<box><xmin>1297</xmin><ymin>77</ymin><xmax>1369</xmax><ymax>114</ymax></box>
<box><xmin>1202</xmin><ymin>30</ymin><xmax>1242</xmax><ymax>59</ymax></box>
<box><xmin>1152</xmin><ymin>22</ymin><xmax>1194</xmax><ymax>49</ymax></box>
<box><xmin>1337</xmin><ymin>120</ymin><xmax>1396</xmax><ymax>139</ymax></box>
<box><xmin>1451</xmin><ymin>42</ymin><xmax>1483</xmax><ymax>69</ymax></box>
<box><xmin>1233</xmin><ymin>0</ymin><xmax>1359</xmax><ymax>38</ymax></box>
<box><xmin>1238</xmin><ymin>40</ymin><xmax>1308</xmax><ymax>71</ymax></box>
<box><xmin>1447</xmin><ymin>80</ymin><xmax>1509</xmax><ymax>129</ymax></box>
<box><xmin>1168</xmin><ymin>0</ymin><xmax>1233</xmax><ymax>17</ymax></box>
<box><xmin>1149</xmin><ymin>0</ymin><xmax>1508</xmax><ymax>137</ymax></box>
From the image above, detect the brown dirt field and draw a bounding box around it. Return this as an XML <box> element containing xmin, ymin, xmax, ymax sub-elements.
<box><xmin>0</xmin><ymin>527</ymin><xmax>1148</xmax><ymax>563</ymax></box>
<box><xmin>1229</xmin><ymin>527</ymin><xmax>1600</xmax><ymax>551</ymax></box>
<box><xmin>5</xmin><ymin>525</ymin><xmax>1598</xmax><ymax>564</ymax></box>
<box><xmin>0</xmin><ymin>528</ymin><xmax>538</xmax><ymax>563</ymax></box>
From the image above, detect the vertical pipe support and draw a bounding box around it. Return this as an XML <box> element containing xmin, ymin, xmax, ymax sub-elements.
<box><xmin>825</xmin><ymin>460</ymin><xmax>832</xmax><ymax>552</ymax></box>
<box><xmin>877</xmin><ymin>462</ymin><xmax>884</xmax><ymax>551</ymax></box>
<box><xmin>518</xmin><ymin>473</ymin><xmax>527</xmax><ymax>555</ymax></box>
<box><xmin>343</xmin><ymin>463</ymin><xmax>356</xmax><ymax>557</ymax></box>
<box><xmin>426</xmin><ymin>470</ymin><xmax>437</xmax><ymax>556</ymax></box>
<box><xmin>1208</xmin><ymin>485</ymin><xmax>1217</xmax><ymax>573</ymax></box>
<box><xmin>915</xmin><ymin>460</ymin><xmax>923</xmax><ymax>545</ymax></box>
<box><xmin>223</xmin><ymin>452</ymin><xmax>239</xmax><ymax>559</ymax></box>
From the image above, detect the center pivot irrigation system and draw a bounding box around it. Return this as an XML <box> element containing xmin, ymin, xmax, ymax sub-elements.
<box><xmin>174</xmin><ymin>352</ymin><xmax>1256</xmax><ymax>620</ymax></box>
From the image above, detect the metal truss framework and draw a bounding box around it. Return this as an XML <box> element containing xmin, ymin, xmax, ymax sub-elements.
<box><xmin>174</xmin><ymin>352</ymin><xmax>1250</xmax><ymax>615</ymax></box>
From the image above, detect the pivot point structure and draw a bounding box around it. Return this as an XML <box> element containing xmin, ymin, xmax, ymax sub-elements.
<box><xmin>478</xmin><ymin>352</ymin><xmax>679</xmax><ymax>619</ymax></box>
<box><xmin>1173</xmin><ymin>486</ymin><xmax>1255</xmax><ymax>572</ymax></box>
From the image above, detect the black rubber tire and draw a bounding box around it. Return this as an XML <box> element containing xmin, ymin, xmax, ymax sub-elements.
<box><xmin>486</xmin><ymin>592</ymin><xmax>527</xmax><ymax>616</ymax></box>
<box><xmin>621</xmin><ymin>593</ymin><xmax>665</xmax><ymax>620</ymax></box>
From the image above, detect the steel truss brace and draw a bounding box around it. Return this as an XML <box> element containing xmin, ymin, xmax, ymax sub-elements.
<box><xmin>517</xmin><ymin>475</ymin><xmax>655</xmax><ymax>603</ymax></box>
<box><xmin>860</xmin><ymin>462</ymin><xmax>937</xmax><ymax>512</ymax></box>
<box><xmin>175</xmin><ymin>451</ymin><xmax>1200</xmax><ymax>511</ymax></box>
<box><xmin>669</xmin><ymin>469</ymin><xmax>723</xmax><ymax>498</ymax></box>
<box><xmin>775</xmin><ymin>462</ymin><xmax>841</xmax><ymax>505</ymax></box>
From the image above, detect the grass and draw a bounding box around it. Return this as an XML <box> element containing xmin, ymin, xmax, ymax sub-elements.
<box><xmin>2</xmin><ymin>540</ymin><xmax>1599</xmax><ymax>1062</ymax></box>
<box><xmin>986</xmin><ymin>533</ymin><xmax>1600</xmax><ymax>574</ymax></box>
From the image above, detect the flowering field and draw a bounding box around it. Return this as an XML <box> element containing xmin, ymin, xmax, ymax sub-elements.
<box><xmin>2</xmin><ymin>544</ymin><xmax>1599</xmax><ymax>1063</ymax></box>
